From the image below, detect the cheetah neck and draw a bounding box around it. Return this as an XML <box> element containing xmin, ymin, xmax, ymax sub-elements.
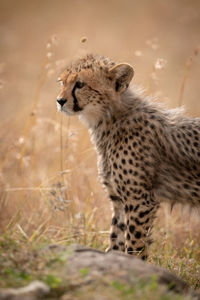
<box><xmin>79</xmin><ymin>86</ymin><xmax>167</xmax><ymax>152</ymax></box>
<box><xmin>80</xmin><ymin>88</ymin><xmax>131</xmax><ymax>127</ymax></box>
<box><xmin>87</xmin><ymin>116</ymin><xmax>112</xmax><ymax>152</ymax></box>
<box><xmin>79</xmin><ymin>87</ymin><xmax>145</xmax><ymax>150</ymax></box>
<box><xmin>79</xmin><ymin>107</ymin><xmax>114</xmax><ymax>130</ymax></box>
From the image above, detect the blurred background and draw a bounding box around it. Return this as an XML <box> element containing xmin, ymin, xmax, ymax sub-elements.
<box><xmin>0</xmin><ymin>0</ymin><xmax>200</xmax><ymax>279</ymax></box>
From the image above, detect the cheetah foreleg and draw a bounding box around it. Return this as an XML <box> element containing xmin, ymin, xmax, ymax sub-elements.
<box><xmin>124</xmin><ymin>196</ymin><xmax>159</xmax><ymax>260</ymax></box>
<box><xmin>106</xmin><ymin>196</ymin><xmax>126</xmax><ymax>252</ymax></box>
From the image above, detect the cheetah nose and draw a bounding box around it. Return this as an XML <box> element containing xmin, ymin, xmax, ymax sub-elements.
<box><xmin>57</xmin><ymin>98</ymin><xmax>67</xmax><ymax>107</ymax></box>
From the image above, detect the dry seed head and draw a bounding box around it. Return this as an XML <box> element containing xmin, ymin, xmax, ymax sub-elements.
<box><xmin>134</xmin><ymin>50</ymin><xmax>142</xmax><ymax>57</ymax></box>
<box><xmin>47</xmin><ymin>52</ymin><xmax>52</xmax><ymax>58</ymax></box>
<box><xmin>194</xmin><ymin>46</ymin><xmax>199</xmax><ymax>56</ymax></box>
<box><xmin>150</xmin><ymin>72</ymin><xmax>159</xmax><ymax>85</ymax></box>
<box><xmin>154</xmin><ymin>58</ymin><xmax>167</xmax><ymax>70</ymax></box>
<box><xmin>18</xmin><ymin>137</ymin><xmax>25</xmax><ymax>145</ymax></box>
<box><xmin>80</xmin><ymin>36</ymin><xmax>88</xmax><ymax>43</ymax></box>
<box><xmin>0</xmin><ymin>79</ymin><xmax>5</xmax><ymax>89</ymax></box>
<box><xmin>146</xmin><ymin>37</ymin><xmax>159</xmax><ymax>50</ymax></box>
<box><xmin>50</xmin><ymin>34</ymin><xmax>58</xmax><ymax>46</ymax></box>
<box><xmin>46</xmin><ymin>42</ymin><xmax>51</xmax><ymax>49</ymax></box>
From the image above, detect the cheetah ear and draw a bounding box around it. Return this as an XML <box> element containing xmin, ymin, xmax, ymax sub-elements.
<box><xmin>109</xmin><ymin>63</ymin><xmax>134</xmax><ymax>93</ymax></box>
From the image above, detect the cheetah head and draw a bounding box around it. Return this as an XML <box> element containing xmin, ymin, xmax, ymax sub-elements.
<box><xmin>56</xmin><ymin>54</ymin><xmax>134</xmax><ymax>127</ymax></box>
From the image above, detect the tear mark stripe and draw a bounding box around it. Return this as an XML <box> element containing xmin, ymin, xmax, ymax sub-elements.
<box><xmin>72</xmin><ymin>83</ymin><xmax>83</xmax><ymax>112</ymax></box>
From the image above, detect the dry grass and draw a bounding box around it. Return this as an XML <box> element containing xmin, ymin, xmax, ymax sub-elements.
<box><xmin>0</xmin><ymin>0</ymin><xmax>200</xmax><ymax>293</ymax></box>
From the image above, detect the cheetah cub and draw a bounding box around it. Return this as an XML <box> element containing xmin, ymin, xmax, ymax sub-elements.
<box><xmin>57</xmin><ymin>54</ymin><xmax>200</xmax><ymax>260</ymax></box>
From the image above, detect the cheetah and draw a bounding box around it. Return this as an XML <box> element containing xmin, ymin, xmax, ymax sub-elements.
<box><xmin>56</xmin><ymin>54</ymin><xmax>200</xmax><ymax>260</ymax></box>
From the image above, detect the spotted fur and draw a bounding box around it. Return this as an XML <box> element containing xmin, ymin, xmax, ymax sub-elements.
<box><xmin>57</xmin><ymin>54</ymin><xmax>200</xmax><ymax>259</ymax></box>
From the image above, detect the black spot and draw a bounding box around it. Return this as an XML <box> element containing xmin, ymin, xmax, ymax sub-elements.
<box><xmin>118</xmin><ymin>223</ymin><xmax>126</xmax><ymax>231</ymax></box>
<box><xmin>135</xmin><ymin>231</ymin><xmax>141</xmax><ymax>239</ymax></box>
<box><xmin>142</xmin><ymin>255</ymin><xmax>148</xmax><ymax>261</ymax></box>
<box><xmin>136</xmin><ymin>246</ymin><xmax>144</xmax><ymax>252</ymax></box>
<box><xmin>103</xmin><ymin>181</ymin><xmax>109</xmax><ymax>186</ymax></box>
<box><xmin>113</xmin><ymin>163</ymin><xmax>118</xmax><ymax>169</ymax></box>
<box><xmin>135</xmin><ymin>218</ymin><xmax>147</xmax><ymax>226</ymax></box>
<box><xmin>134</xmin><ymin>204</ymin><xmax>140</xmax><ymax>212</ymax></box>
<box><xmin>110</xmin><ymin>195</ymin><xmax>121</xmax><ymax>201</ymax></box>
<box><xmin>139</xmin><ymin>207</ymin><xmax>153</xmax><ymax>218</ymax></box>
<box><xmin>110</xmin><ymin>232</ymin><xmax>117</xmax><ymax>239</ymax></box>
<box><xmin>129</xmin><ymin>225</ymin><xmax>135</xmax><ymax>233</ymax></box>
<box><xmin>113</xmin><ymin>245</ymin><xmax>119</xmax><ymax>250</ymax></box>
<box><xmin>191</xmin><ymin>192</ymin><xmax>198</xmax><ymax>197</ymax></box>
<box><xmin>127</xmin><ymin>247</ymin><xmax>133</xmax><ymax>254</ymax></box>
<box><xmin>142</xmin><ymin>193</ymin><xmax>148</xmax><ymax>200</ymax></box>
<box><xmin>129</xmin><ymin>204</ymin><xmax>133</xmax><ymax>211</ymax></box>
<box><xmin>193</xmin><ymin>129</ymin><xmax>198</xmax><ymax>135</ymax></box>
<box><xmin>119</xmin><ymin>241</ymin><xmax>124</xmax><ymax>246</ymax></box>
<box><xmin>125</xmin><ymin>205</ymin><xmax>129</xmax><ymax>213</ymax></box>
<box><xmin>107</xmin><ymin>130</ymin><xmax>110</xmax><ymax>136</ymax></box>
<box><xmin>112</xmin><ymin>217</ymin><xmax>118</xmax><ymax>225</ymax></box>
<box><xmin>183</xmin><ymin>183</ymin><xmax>189</xmax><ymax>189</ymax></box>
<box><xmin>96</xmin><ymin>120</ymin><xmax>103</xmax><ymax>129</ymax></box>
<box><xmin>144</xmin><ymin>130</ymin><xmax>151</xmax><ymax>135</ymax></box>
<box><xmin>127</xmin><ymin>233</ymin><xmax>131</xmax><ymax>240</ymax></box>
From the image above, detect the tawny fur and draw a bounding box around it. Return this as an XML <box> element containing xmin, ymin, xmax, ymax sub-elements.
<box><xmin>57</xmin><ymin>54</ymin><xmax>200</xmax><ymax>259</ymax></box>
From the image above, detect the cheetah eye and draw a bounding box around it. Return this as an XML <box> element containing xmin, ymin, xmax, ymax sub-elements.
<box><xmin>57</xmin><ymin>78</ymin><xmax>64</xmax><ymax>86</ymax></box>
<box><xmin>76</xmin><ymin>81</ymin><xmax>85</xmax><ymax>89</ymax></box>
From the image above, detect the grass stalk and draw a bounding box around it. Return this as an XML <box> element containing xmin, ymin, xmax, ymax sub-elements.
<box><xmin>178</xmin><ymin>47</ymin><xmax>199</xmax><ymax>106</ymax></box>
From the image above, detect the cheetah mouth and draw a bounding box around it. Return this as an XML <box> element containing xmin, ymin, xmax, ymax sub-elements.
<box><xmin>57</xmin><ymin>102</ymin><xmax>62</xmax><ymax>112</ymax></box>
<box><xmin>60</xmin><ymin>107</ymin><xmax>77</xmax><ymax>116</ymax></box>
<box><xmin>57</xmin><ymin>103</ymin><xmax>69</xmax><ymax>114</ymax></box>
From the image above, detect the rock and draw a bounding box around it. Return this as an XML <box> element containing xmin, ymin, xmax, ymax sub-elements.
<box><xmin>63</xmin><ymin>245</ymin><xmax>200</xmax><ymax>298</ymax></box>
<box><xmin>0</xmin><ymin>245</ymin><xmax>199</xmax><ymax>300</ymax></box>
<box><xmin>0</xmin><ymin>281</ymin><xmax>50</xmax><ymax>300</ymax></box>
<box><xmin>67</xmin><ymin>247</ymin><xmax>188</xmax><ymax>292</ymax></box>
